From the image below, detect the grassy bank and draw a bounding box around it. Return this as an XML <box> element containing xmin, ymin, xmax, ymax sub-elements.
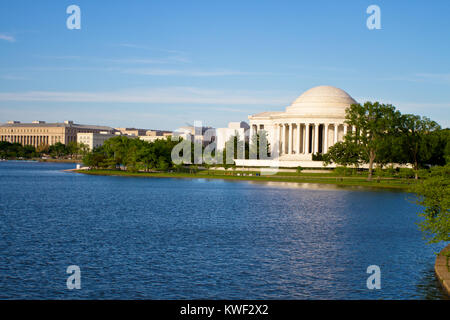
<box><xmin>73</xmin><ymin>169</ymin><xmax>414</xmax><ymax>190</ymax></box>
<box><xmin>38</xmin><ymin>158</ymin><xmax>82</xmax><ymax>163</ymax></box>
<box><xmin>0</xmin><ymin>158</ymin><xmax>81</xmax><ymax>163</ymax></box>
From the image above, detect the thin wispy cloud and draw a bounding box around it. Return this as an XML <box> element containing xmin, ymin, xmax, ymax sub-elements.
<box><xmin>35</xmin><ymin>54</ymin><xmax>189</xmax><ymax>65</ymax></box>
<box><xmin>35</xmin><ymin>55</ymin><xmax>82</xmax><ymax>60</ymax></box>
<box><xmin>113</xmin><ymin>43</ymin><xmax>190</xmax><ymax>63</ymax></box>
<box><xmin>7</xmin><ymin>65</ymin><xmax>272</xmax><ymax>77</ymax></box>
<box><xmin>116</xmin><ymin>43</ymin><xmax>184</xmax><ymax>55</ymax></box>
<box><xmin>106</xmin><ymin>57</ymin><xmax>189</xmax><ymax>64</ymax></box>
<box><xmin>288</xmin><ymin>64</ymin><xmax>357</xmax><ymax>73</ymax></box>
<box><xmin>0</xmin><ymin>75</ymin><xmax>28</xmax><ymax>80</ymax></box>
<box><xmin>122</xmin><ymin>68</ymin><xmax>264</xmax><ymax>77</ymax></box>
<box><xmin>415</xmin><ymin>73</ymin><xmax>450</xmax><ymax>83</ymax></box>
<box><xmin>205</xmin><ymin>107</ymin><xmax>252</xmax><ymax>113</ymax></box>
<box><xmin>379</xmin><ymin>73</ymin><xmax>450</xmax><ymax>84</ymax></box>
<box><xmin>0</xmin><ymin>34</ymin><xmax>15</xmax><ymax>42</ymax></box>
<box><xmin>0</xmin><ymin>87</ymin><xmax>291</xmax><ymax>106</ymax></box>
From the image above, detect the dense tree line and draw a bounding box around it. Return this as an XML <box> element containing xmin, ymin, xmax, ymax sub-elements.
<box><xmin>81</xmin><ymin>131</ymin><xmax>273</xmax><ymax>171</ymax></box>
<box><xmin>82</xmin><ymin>136</ymin><xmax>180</xmax><ymax>171</ymax></box>
<box><xmin>323</xmin><ymin>102</ymin><xmax>450</xmax><ymax>179</ymax></box>
<box><xmin>0</xmin><ymin>141</ymin><xmax>89</xmax><ymax>159</ymax></box>
<box><xmin>0</xmin><ymin>141</ymin><xmax>39</xmax><ymax>159</ymax></box>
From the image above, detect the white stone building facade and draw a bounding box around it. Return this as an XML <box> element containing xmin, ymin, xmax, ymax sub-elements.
<box><xmin>215</xmin><ymin>121</ymin><xmax>250</xmax><ymax>151</ymax></box>
<box><xmin>77</xmin><ymin>132</ymin><xmax>117</xmax><ymax>150</ymax></box>
<box><xmin>238</xmin><ymin>86</ymin><xmax>358</xmax><ymax>167</ymax></box>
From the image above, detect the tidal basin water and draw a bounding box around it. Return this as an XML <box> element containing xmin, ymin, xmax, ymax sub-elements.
<box><xmin>0</xmin><ymin>161</ymin><xmax>447</xmax><ymax>299</ymax></box>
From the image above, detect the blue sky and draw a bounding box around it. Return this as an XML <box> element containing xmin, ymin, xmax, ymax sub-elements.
<box><xmin>0</xmin><ymin>0</ymin><xmax>449</xmax><ymax>130</ymax></box>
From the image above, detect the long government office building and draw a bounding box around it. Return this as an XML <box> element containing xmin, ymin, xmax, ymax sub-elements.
<box><xmin>0</xmin><ymin>120</ymin><xmax>115</xmax><ymax>148</ymax></box>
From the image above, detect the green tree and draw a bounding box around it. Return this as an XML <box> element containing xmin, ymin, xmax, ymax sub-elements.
<box><xmin>22</xmin><ymin>145</ymin><xmax>38</xmax><ymax>158</ymax></box>
<box><xmin>224</xmin><ymin>132</ymin><xmax>245</xmax><ymax>165</ymax></box>
<box><xmin>92</xmin><ymin>135</ymin><xmax>180</xmax><ymax>171</ymax></box>
<box><xmin>49</xmin><ymin>142</ymin><xmax>68</xmax><ymax>158</ymax></box>
<box><xmin>137</xmin><ymin>143</ymin><xmax>155</xmax><ymax>171</ymax></box>
<box><xmin>249</xmin><ymin>130</ymin><xmax>270</xmax><ymax>160</ymax></box>
<box><xmin>0</xmin><ymin>142</ymin><xmax>38</xmax><ymax>159</ymax></box>
<box><xmin>83</xmin><ymin>150</ymin><xmax>107</xmax><ymax>169</ymax></box>
<box><xmin>322</xmin><ymin>140</ymin><xmax>363</xmax><ymax>167</ymax></box>
<box><xmin>410</xmin><ymin>165</ymin><xmax>450</xmax><ymax>244</ymax></box>
<box><xmin>157</xmin><ymin>156</ymin><xmax>169</xmax><ymax>171</ymax></box>
<box><xmin>103</xmin><ymin>136</ymin><xmax>132</xmax><ymax>169</ymax></box>
<box><xmin>66</xmin><ymin>141</ymin><xmax>79</xmax><ymax>158</ymax></box>
<box><xmin>345</xmin><ymin>102</ymin><xmax>401</xmax><ymax>180</ymax></box>
<box><xmin>78</xmin><ymin>143</ymin><xmax>90</xmax><ymax>158</ymax></box>
<box><xmin>398</xmin><ymin>114</ymin><xmax>441</xmax><ymax>179</ymax></box>
<box><xmin>37</xmin><ymin>143</ymin><xmax>50</xmax><ymax>155</ymax></box>
<box><xmin>427</xmin><ymin>128</ymin><xmax>450</xmax><ymax>166</ymax></box>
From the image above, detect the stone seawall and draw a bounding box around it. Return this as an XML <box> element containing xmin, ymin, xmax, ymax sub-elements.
<box><xmin>435</xmin><ymin>244</ymin><xmax>450</xmax><ymax>296</ymax></box>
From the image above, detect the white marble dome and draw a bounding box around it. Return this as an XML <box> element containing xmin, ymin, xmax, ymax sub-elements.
<box><xmin>285</xmin><ymin>85</ymin><xmax>357</xmax><ymax>117</ymax></box>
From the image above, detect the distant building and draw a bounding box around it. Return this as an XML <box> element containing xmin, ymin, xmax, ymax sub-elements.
<box><xmin>145</xmin><ymin>130</ymin><xmax>172</xmax><ymax>137</ymax></box>
<box><xmin>139</xmin><ymin>130</ymin><xmax>172</xmax><ymax>143</ymax></box>
<box><xmin>139</xmin><ymin>135</ymin><xmax>168</xmax><ymax>143</ymax></box>
<box><xmin>77</xmin><ymin>132</ymin><xmax>118</xmax><ymax>150</ymax></box>
<box><xmin>216</xmin><ymin>121</ymin><xmax>250</xmax><ymax>150</ymax></box>
<box><xmin>0</xmin><ymin>120</ymin><xmax>115</xmax><ymax>148</ymax></box>
<box><xmin>115</xmin><ymin>127</ymin><xmax>147</xmax><ymax>136</ymax></box>
<box><xmin>173</xmin><ymin>125</ymin><xmax>215</xmax><ymax>146</ymax></box>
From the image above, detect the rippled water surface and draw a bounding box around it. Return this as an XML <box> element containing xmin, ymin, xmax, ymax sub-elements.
<box><xmin>0</xmin><ymin>161</ymin><xmax>447</xmax><ymax>299</ymax></box>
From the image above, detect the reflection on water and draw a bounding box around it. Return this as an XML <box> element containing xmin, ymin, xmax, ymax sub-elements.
<box><xmin>246</xmin><ymin>180</ymin><xmax>405</xmax><ymax>192</ymax></box>
<box><xmin>0</xmin><ymin>161</ymin><xmax>447</xmax><ymax>299</ymax></box>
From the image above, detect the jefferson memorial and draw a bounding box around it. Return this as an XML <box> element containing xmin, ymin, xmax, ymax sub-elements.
<box><xmin>236</xmin><ymin>85</ymin><xmax>358</xmax><ymax>168</ymax></box>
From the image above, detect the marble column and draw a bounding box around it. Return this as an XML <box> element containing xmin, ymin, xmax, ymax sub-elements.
<box><xmin>279</xmin><ymin>124</ymin><xmax>283</xmax><ymax>154</ymax></box>
<box><xmin>281</xmin><ymin>124</ymin><xmax>286</xmax><ymax>155</ymax></box>
<box><xmin>271</xmin><ymin>124</ymin><xmax>277</xmax><ymax>156</ymax></box>
<box><xmin>314</xmin><ymin>123</ymin><xmax>319</xmax><ymax>154</ymax></box>
<box><xmin>304</xmin><ymin>124</ymin><xmax>309</xmax><ymax>154</ymax></box>
<box><xmin>334</xmin><ymin>124</ymin><xmax>338</xmax><ymax>144</ymax></box>
<box><xmin>297</xmin><ymin>123</ymin><xmax>301</xmax><ymax>154</ymax></box>
<box><xmin>324</xmin><ymin>124</ymin><xmax>328</xmax><ymax>153</ymax></box>
<box><xmin>288</xmin><ymin>123</ymin><xmax>293</xmax><ymax>154</ymax></box>
<box><xmin>303</xmin><ymin>124</ymin><xmax>307</xmax><ymax>154</ymax></box>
